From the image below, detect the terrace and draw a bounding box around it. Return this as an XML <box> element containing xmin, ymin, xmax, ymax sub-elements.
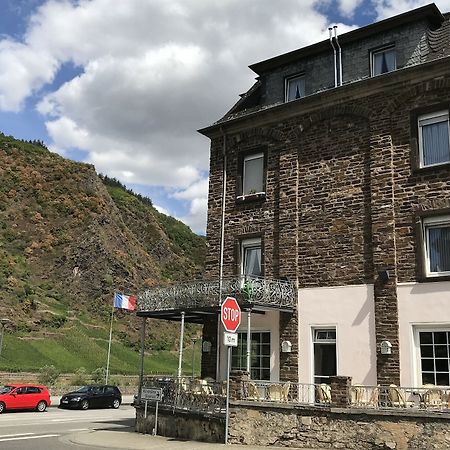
<box><xmin>137</xmin><ymin>276</ymin><xmax>297</xmax><ymax>322</ymax></box>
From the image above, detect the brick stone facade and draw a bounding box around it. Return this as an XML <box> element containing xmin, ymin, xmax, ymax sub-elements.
<box><xmin>201</xmin><ymin>58</ymin><xmax>450</xmax><ymax>384</ymax></box>
<box><xmin>200</xmin><ymin>7</ymin><xmax>450</xmax><ymax>385</ymax></box>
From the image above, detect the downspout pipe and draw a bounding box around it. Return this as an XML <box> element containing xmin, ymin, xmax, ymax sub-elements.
<box><xmin>217</xmin><ymin>127</ymin><xmax>227</xmax><ymax>380</ymax></box>
<box><xmin>328</xmin><ymin>27</ymin><xmax>338</xmax><ymax>88</ymax></box>
<box><xmin>334</xmin><ymin>26</ymin><xmax>343</xmax><ymax>86</ymax></box>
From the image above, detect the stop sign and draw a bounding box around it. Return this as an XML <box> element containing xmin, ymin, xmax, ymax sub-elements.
<box><xmin>221</xmin><ymin>297</ymin><xmax>241</xmax><ymax>333</ymax></box>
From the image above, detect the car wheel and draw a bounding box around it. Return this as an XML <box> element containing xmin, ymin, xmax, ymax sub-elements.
<box><xmin>112</xmin><ymin>398</ymin><xmax>120</xmax><ymax>409</ymax></box>
<box><xmin>80</xmin><ymin>399</ymin><xmax>89</xmax><ymax>410</ymax></box>
<box><xmin>0</xmin><ymin>402</ymin><xmax>5</xmax><ymax>414</ymax></box>
<box><xmin>36</xmin><ymin>401</ymin><xmax>47</xmax><ymax>412</ymax></box>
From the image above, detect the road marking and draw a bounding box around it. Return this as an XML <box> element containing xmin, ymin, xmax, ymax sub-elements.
<box><xmin>0</xmin><ymin>433</ymin><xmax>34</xmax><ymax>438</ymax></box>
<box><xmin>67</xmin><ymin>428</ymin><xmax>89</xmax><ymax>432</ymax></box>
<box><xmin>0</xmin><ymin>434</ymin><xmax>60</xmax><ymax>442</ymax></box>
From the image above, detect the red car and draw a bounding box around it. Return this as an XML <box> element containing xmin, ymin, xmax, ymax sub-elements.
<box><xmin>0</xmin><ymin>384</ymin><xmax>51</xmax><ymax>413</ymax></box>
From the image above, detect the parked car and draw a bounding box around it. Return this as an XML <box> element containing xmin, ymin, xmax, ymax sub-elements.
<box><xmin>59</xmin><ymin>385</ymin><xmax>122</xmax><ymax>410</ymax></box>
<box><xmin>0</xmin><ymin>384</ymin><xmax>51</xmax><ymax>413</ymax></box>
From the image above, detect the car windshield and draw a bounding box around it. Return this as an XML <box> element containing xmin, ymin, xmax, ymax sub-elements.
<box><xmin>0</xmin><ymin>386</ymin><xmax>14</xmax><ymax>394</ymax></box>
<box><xmin>76</xmin><ymin>386</ymin><xmax>93</xmax><ymax>393</ymax></box>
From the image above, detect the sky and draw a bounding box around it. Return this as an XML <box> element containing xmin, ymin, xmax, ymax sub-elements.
<box><xmin>1</xmin><ymin>0</ymin><xmax>449</xmax><ymax>234</ymax></box>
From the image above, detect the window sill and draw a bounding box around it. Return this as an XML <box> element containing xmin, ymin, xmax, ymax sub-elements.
<box><xmin>418</xmin><ymin>275</ymin><xmax>450</xmax><ymax>283</ymax></box>
<box><xmin>236</xmin><ymin>192</ymin><xmax>266</xmax><ymax>204</ymax></box>
<box><xmin>412</xmin><ymin>161</ymin><xmax>450</xmax><ymax>175</ymax></box>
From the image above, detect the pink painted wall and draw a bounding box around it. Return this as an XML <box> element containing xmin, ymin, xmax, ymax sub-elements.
<box><xmin>398</xmin><ymin>281</ymin><xmax>450</xmax><ymax>387</ymax></box>
<box><xmin>298</xmin><ymin>285</ymin><xmax>377</xmax><ymax>385</ymax></box>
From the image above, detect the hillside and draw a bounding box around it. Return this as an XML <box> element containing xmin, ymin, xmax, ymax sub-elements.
<box><xmin>0</xmin><ymin>133</ymin><xmax>206</xmax><ymax>374</ymax></box>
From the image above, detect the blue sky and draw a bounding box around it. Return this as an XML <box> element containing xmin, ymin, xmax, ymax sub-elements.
<box><xmin>0</xmin><ymin>0</ymin><xmax>448</xmax><ymax>233</ymax></box>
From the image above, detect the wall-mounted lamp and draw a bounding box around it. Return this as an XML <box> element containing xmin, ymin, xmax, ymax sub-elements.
<box><xmin>378</xmin><ymin>270</ymin><xmax>390</xmax><ymax>283</ymax></box>
<box><xmin>281</xmin><ymin>340</ymin><xmax>292</xmax><ymax>353</ymax></box>
<box><xmin>202</xmin><ymin>341</ymin><xmax>212</xmax><ymax>353</ymax></box>
<box><xmin>380</xmin><ymin>340</ymin><xmax>392</xmax><ymax>355</ymax></box>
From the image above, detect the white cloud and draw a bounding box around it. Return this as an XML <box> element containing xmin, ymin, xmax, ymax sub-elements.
<box><xmin>0</xmin><ymin>0</ymin><xmax>364</xmax><ymax>232</ymax></box>
<box><xmin>337</xmin><ymin>0</ymin><xmax>365</xmax><ymax>17</ymax></box>
<box><xmin>373</xmin><ymin>0</ymin><xmax>450</xmax><ymax>19</ymax></box>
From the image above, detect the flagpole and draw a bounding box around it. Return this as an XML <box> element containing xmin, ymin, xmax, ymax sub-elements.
<box><xmin>105</xmin><ymin>294</ymin><xmax>115</xmax><ymax>384</ymax></box>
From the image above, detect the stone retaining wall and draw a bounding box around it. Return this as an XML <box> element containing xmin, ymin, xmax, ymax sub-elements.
<box><xmin>229</xmin><ymin>402</ymin><xmax>450</xmax><ymax>450</ymax></box>
<box><xmin>135</xmin><ymin>405</ymin><xmax>224</xmax><ymax>443</ymax></box>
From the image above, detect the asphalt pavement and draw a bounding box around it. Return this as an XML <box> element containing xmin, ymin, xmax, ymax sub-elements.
<box><xmin>0</xmin><ymin>399</ymin><xmax>327</xmax><ymax>450</ymax></box>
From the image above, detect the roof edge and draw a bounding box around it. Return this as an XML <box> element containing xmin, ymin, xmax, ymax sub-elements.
<box><xmin>249</xmin><ymin>3</ymin><xmax>445</xmax><ymax>75</ymax></box>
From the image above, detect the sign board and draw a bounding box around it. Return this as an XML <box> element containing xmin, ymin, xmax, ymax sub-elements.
<box><xmin>224</xmin><ymin>332</ymin><xmax>238</xmax><ymax>347</ymax></box>
<box><xmin>221</xmin><ymin>296</ymin><xmax>241</xmax><ymax>333</ymax></box>
<box><xmin>141</xmin><ymin>388</ymin><xmax>162</xmax><ymax>401</ymax></box>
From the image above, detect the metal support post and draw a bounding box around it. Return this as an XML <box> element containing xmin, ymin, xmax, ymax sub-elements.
<box><xmin>177</xmin><ymin>312</ymin><xmax>185</xmax><ymax>378</ymax></box>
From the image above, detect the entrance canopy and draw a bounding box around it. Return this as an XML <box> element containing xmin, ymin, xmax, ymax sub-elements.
<box><xmin>137</xmin><ymin>276</ymin><xmax>296</xmax><ymax>323</ymax></box>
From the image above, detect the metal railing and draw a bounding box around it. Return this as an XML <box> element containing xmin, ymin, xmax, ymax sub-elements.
<box><xmin>141</xmin><ymin>377</ymin><xmax>226</xmax><ymax>416</ymax></box>
<box><xmin>242</xmin><ymin>380</ymin><xmax>330</xmax><ymax>406</ymax></box>
<box><xmin>138</xmin><ymin>276</ymin><xmax>296</xmax><ymax>312</ymax></box>
<box><xmin>349</xmin><ymin>385</ymin><xmax>450</xmax><ymax>411</ymax></box>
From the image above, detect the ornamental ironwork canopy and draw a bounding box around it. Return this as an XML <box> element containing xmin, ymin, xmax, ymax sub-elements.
<box><xmin>137</xmin><ymin>276</ymin><xmax>296</xmax><ymax>322</ymax></box>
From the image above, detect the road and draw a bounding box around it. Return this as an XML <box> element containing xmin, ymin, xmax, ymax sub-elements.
<box><xmin>0</xmin><ymin>405</ymin><xmax>135</xmax><ymax>450</ymax></box>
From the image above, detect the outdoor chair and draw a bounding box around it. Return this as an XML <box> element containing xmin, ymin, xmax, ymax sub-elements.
<box><xmin>388</xmin><ymin>385</ymin><xmax>407</xmax><ymax>407</ymax></box>
<box><xmin>246</xmin><ymin>382</ymin><xmax>261</xmax><ymax>400</ymax></box>
<box><xmin>281</xmin><ymin>381</ymin><xmax>291</xmax><ymax>402</ymax></box>
<box><xmin>317</xmin><ymin>384</ymin><xmax>331</xmax><ymax>404</ymax></box>
<box><xmin>268</xmin><ymin>384</ymin><xmax>283</xmax><ymax>401</ymax></box>
<box><xmin>423</xmin><ymin>386</ymin><xmax>445</xmax><ymax>409</ymax></box>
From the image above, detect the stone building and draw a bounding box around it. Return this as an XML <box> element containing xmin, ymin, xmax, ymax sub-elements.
<box><xmin>137</xmin><ymin>4</ymin><xmax>450</xmax><ymax>390</ymax></box>
<box><xmin>193</xmin><ymin>3</ymin><xmax>450</xmax><ymax>389</ymax></box>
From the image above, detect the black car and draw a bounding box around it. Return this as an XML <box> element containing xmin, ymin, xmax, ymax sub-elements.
<box><xmin>59</xmin><ymin>385</ymin><xmax>122</xmax><ymax>410</ymax></box>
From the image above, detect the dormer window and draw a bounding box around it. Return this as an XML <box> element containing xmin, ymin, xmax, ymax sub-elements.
<box><xmin>285</xmin><ymin>74</ymin><xmax>305</xmax><ymax>102</ymax></box>
<box><xmin>371</xmin><ymin>46</ymin><xmax>396</xmax><ymax>76</ymax></box>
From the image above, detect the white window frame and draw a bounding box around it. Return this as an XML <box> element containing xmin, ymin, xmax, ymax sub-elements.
<box><xmin>241</xmin><ymin>237</ymin><xmax>262</xmax><ymax>279</ymax></box>
<box><xmin>231</xmin><ymin>330</ymin><xmax>271</xmax><ymax>381</ymax></box>
<box><xmin>311</xmin><ymin>326</ymin><xmax>338</xmax><ymax>385</ymax></box>
<box><xmin>423</xmin><ymin>215</ymin><xmax>450</xmax><ymax>277</ymax></box>
<box><xmin>285</xmin><ymin>74</ymin><xmax>305</xmax><ymax>102</ymax></box>
<box><xmin>370</xmin><ymin>45</ymin><xmax>396</xmax><ymax>77</ymax></box>
<box><xmin>418</xmin><ymin>110</ymin><xmax>450</xmax><ymax>168</ymax></box>
<box><xmin>242</xmin><ymin>152</ymin><xmax>265</xmax><ymax>196</ymax></box>
<box><xmin>413</xmin><ymin>325</ymin><xmax>450</xmax><ymax>387</ymax></box>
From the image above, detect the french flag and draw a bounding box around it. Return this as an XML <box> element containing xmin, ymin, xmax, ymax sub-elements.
<box><xmin>114</xmin><ymin>293</ymin><xmax>137</xmax><ymax>311</ymax></box>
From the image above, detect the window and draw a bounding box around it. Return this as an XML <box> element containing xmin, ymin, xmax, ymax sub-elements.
<box><xmin>241</xmin><ymin>237</ymin><xmax>262</xmax><ymax>279</ymax></box>
<box><xmin>313</xmin><ymin>328</ymin><xmax>337</xmax><ymax>384</ymax></box>
<box><xmin>371</xmin><ymin>46</ymin><xmax>396</xmax><ymax>76</ymax></box>
<box><xmin>423</xmin><ymin>215</ymin><xmax>450</xmax><ymax>277</ymax></box>
<box><xmin>231</xmin><ymin>331</ymin><xmax>271</xmax><ymax>380</ymax></box>
<box><xmin>418</xmin><ymin>111</ymin><xmax>450</xmax><ymax>167</ymax></box>
<box><xmin>285</xmin><ymin>74</ymin><xmax>305</xmax><ymax>102</ymax></box>
<box><xmin>26</xmin><ymin>387</ymin><xmax>41</xmax><ymax>394</ymax></box>
<box><xmin>242</xmin><ymin>153</ymin><xmax>264</xmax><ymax>196</ymax></box>
<box><xmin>416</xmin><ymin>329</ymin><xmax>450</xmax><ymax>386</ymax></box>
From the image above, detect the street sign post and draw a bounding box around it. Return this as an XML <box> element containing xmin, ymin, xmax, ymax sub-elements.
<box><xmin>221</xmin><ymin>296</ymin><xmax>241</xmax><ymax>333</ymax></box>
<box><xmin>221</xmin><ymin>297</ymin><xmax>241</xmax><ymax>445</ymax></box>
<box><xmin>141</xmin><ymin>388</ymin><xmax>163</xmax><ymax>435</ymax></box>
<box><xmin>224</xmin><ymin>331</ymin><xmax>238</xmax><ymax>347</ymax></box>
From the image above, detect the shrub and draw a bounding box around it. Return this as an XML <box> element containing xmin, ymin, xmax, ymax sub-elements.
<box><xmin>91</xmin><ymin>367</ymin><xmax>106</xmax><ymax>384</ymax></box>
<box><xmin>71</xmin><ymin>367</ymin><xmax>88</xmax><ymax>386</ymax></box>
<box><xmin>38</xmin><ymin>365</ymin><xmax>60</xmax><ymax>386</ymax></box>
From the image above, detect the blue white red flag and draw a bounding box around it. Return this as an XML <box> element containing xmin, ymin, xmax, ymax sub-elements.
<box><xmin>114</xmin><ymin>293</ymin><xmax>136</xmax><ymax>311</ymax></box>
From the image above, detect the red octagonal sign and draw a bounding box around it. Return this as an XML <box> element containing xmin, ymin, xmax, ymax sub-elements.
<box><xmin>221</xmin><ymin>296</ymin><xmax>241</xmax><ymax>333</ymax></box>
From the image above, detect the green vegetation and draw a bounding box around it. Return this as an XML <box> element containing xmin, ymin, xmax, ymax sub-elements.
<box><xmin>0</xmin><ymin>332</ymin><xmax>198</xmax><ymax>376</ymax></box>
<box><xmin>0</xmin><ymin>133</ymin><xmax>205</xmax><ymax>376</ymax></box>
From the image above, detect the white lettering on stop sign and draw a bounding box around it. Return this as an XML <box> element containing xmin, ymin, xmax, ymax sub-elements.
<box><xmin>221</xmin><ymin>297</ymin><xmax>241</xmax><ymax>333</ymax></box>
